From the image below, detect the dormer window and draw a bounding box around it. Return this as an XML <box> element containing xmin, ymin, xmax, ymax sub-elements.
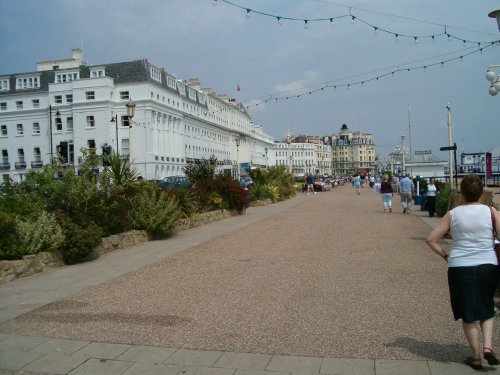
<box><xmin>150</xmin><ymin>67</ymin><xmax>162</xmax><ymax>83</ymax></box>
<box><xmin>55</xmin><ymin>71</ymin><xmax>79</xmax><ymax>83</ymax></box>
<box><xmin>0</xmin><ymin>78</ymin><xmax>9</xmax><ymax>91</ymax></box>
<box><xmin>90</xmin><ymin>68</ymin><xmax>105</xmax><ymax>78</ymax></box>
<box><xmin>16</xmin><ymin>75</ymin><xmax>40</xmax><ymax>89</ymax></box>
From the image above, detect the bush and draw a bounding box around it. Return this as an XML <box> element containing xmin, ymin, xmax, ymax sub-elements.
<box><xmin>16</xmin><ymin>211</ymin><xmax>64</xmax><ymax>255</ymax></box>
<box><xmin>436</xmin><ymin>183</ymin><xmax>451</xmax><ymax>217</ymax></box>
<box><xmin>0</xmin><ymin>211</ymin><xmax>23</xmax><ymax>260</ymax></box>
<box><xmin>58</xmin><ymin>218</ymin><xmax>102</xmax><ymax>265</ymax></box>
<box><xmin>126</xmin><ymin>190</ymin><xmax>181</xmax><ymax>239</ymax></box>
<box><xmin>248</xmin><ymin>183</ymin><xmax>269</xmax><ymax>201</ymax></box>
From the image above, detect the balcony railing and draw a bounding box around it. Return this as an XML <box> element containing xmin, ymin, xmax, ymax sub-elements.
<box><xmin>15</xmin><ymin>162</ymin><xmax>27</xmax><ymax>169</ymax></box>
<box><xmin>31</xmin><ymin>161</ymin><xmax>44</xmax><ymax>168</ymax></box>
<box><xmin>0</xmin><ymin>162</ymin><xmax>10</xmax><ymax>170</ymax></box>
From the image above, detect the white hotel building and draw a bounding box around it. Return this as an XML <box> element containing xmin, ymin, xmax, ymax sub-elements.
<box><xmin>0</xmin><ymin>49</ymin><xmax>274</xmax><ymax>182</ymax></box>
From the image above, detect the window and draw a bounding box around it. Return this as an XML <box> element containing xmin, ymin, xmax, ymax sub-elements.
<box><xmin>90</xmin><ymin>68</ymin><xmax>105</xmax><ymax>78</ymax></box>
<box><xmin>34</xmin><ymin>147</ymin><xmax>41</xmax><ymax>161</ymax></box>
<box><xmin>55</xmin><ymin>117</ymin><xmax>62</xmax><ymax>131</ymax></box>
<box><xmin>16</xmin><ymin>124</ymin><xmax>23</xmax><ymax>135</ymax></box>
<box><xmin>150</xmin><ymin>67</ymin><xmax>162</xmax><ymax>82</ymax></box>
<box><xmin>55</xmin><ymin>72</ymin><xmax>79</xmax><ymax>83</ymax></box>
<box><xmin>32</xmin><ymin>99</ymin><xmax>39</xmax><ymax>108</ymax></box>
<box><xmin>120</xmin><ymin>91</ymin><xmax>129</xmax><ymax>100</ymax></box>
<box><xmin>1</xmin><ymin>150</ymin><xmax>9</xmax><ymax>164</ymax></box>
<box><xmin>66</xmin><ymin>117</ymin><xmax>73</xmax><ymax>131</ymax></box>
<box><xmin>0</xmin><ymin>79</ymin><xmax>9</xmax><ymax>91</ymax></box>
<box><xmin>87</xmin><ymin>139</ymin><xmax>96</xmax><ymax>151</ymax></box>
<box><xmin>122</xmin><ymin>139</ymin><xmax>130</xmax><ymax>156</ymax></box>
<box><xmin>16</xmin><ymin>101</ymin><xmax>23</xmax><ymax>110</ymax></box>
<box><xmin>16</xmin><ymin>76</ymin><xmax>40</xmax><ymax>89</ymax></box>
<box><xmin>54</xmin><ymin>95</ymin><xmax>63</xmax><ymax>104</ymax></box>
<box><xmin>0</xmin><ymin>103</ymin><xmax>6</xmax><ymax>110</ymax></box>
<box><xmin>32</xmin><ymin>122</ymin><xmax>40</xmax><ymax>134</ymax></box>
<box><xmin>66</xmin><ymin>94</ymin><xmax>73</xmax><ymax>103</ymax></box>
<box><xmin>86</xmin><ymin>115</ymin><xmax>95</xmax><ymax>128</ymax></box>
<box><xmin>17</xmin><ymin>149</ymin><xmax>25</xmax><ymax>163</ymax></box>
<box><xmin>0</xmin><ymin>125</ymin><xmax>6</xmax><ymax>136</ymax></box>
<box><xmin>86</xmin><ymin>91</ymin><xmax>95</xmax><ymax>100</ymax></box>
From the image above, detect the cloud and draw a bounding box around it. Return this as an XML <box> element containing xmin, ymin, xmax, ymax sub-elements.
<box><xmin>274</xmin><ymin>70</ymin><xmax>320</xmax><ymax>95</ymax></box>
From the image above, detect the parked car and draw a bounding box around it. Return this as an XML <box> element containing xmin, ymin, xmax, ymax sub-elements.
<box><xmin>156</xmin><ymin>176</ymin><xmax>190</xmax><ymax>189</ymax></box>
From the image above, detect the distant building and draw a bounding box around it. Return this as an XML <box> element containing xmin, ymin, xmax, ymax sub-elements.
<box><xmin>328</xmin><ymin>124</ymin><xmax>376</xmax><ymax>176</ymax></box>
<box><xmin>0</xmin><ymin>49</ymin><xmax>274</xmax><ymax>182</ymax></box>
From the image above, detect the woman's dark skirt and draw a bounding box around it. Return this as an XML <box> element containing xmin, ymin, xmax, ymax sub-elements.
<box><xmin>448</xmin><ymin>264</ymin><xmax>498</xmax><ymax>323</ymax></box>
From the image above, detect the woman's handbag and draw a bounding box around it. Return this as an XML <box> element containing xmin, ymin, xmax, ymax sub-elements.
<box><xmin>491</xmin><ymin>208</ymin><xmax>500</xmax><ymax>261</ymax></box>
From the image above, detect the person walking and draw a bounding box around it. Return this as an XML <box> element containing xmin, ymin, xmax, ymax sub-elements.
<box><xmin>399</xmin><ymin>173</ymin><xmax>414</xmax><ymax>214</ymax></box>
<box><xmin>426</xmin><ymin>174</ymin><xmax>500</xmax><ymax>370</ymax></box>
<box><xmin>305</xmin><ymin>173</ymin><xmax>314</xmax><ymax>196</ymax></box>
<box><xmin>425</xmin><ymin>178</ymin><xmax>440</xmax><ymax>218</ymax></box>
<box><xmin>380</xmin><ymin>174</ymin><xmax>393</xmax><ymax>213</ymax></box>
<box><xmin>353</xmin><ymin>174</ymin><xmax>361</xmax><ymax>195</ymax></box>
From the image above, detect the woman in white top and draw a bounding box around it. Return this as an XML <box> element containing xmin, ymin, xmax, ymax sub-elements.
<box><xmin>425</xmin><ymin>178</ymin><xmax>439</xmax><ymax>218</ymax></box>
<box><xmin>427</xmin><ymin>174</ymin><xmax>500</xmax><ymax>370</ymax></box>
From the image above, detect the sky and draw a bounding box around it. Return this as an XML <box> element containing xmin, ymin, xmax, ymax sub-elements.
<box><xmin>1</xmin><ymin>0</ymin><xmax>499</xmax><ymax>160</ymax></box>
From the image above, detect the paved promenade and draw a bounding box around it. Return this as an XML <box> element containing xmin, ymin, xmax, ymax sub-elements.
<box><xmin>0</xmin><ymin>185</ymin><xmax>499</xmax><ymax>374</ymax></box>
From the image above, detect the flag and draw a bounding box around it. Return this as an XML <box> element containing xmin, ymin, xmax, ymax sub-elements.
<box><xmin>236</xmin><ymin>84</ymin><xmax>241</xmax><ymax>92</ymax></box>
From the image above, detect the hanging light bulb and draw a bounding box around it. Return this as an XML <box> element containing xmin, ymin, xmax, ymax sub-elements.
<box><xmin>276</xmin><ymin>16</ymin><xmax>283</xmax><ymax>26</ymax></box>
<box><xmin>395</xmin><ymin>34</ymin><xmax>399</xmax><ymax>43</ymax></box>
<box><xmin>351</xmin><ymin>15</ymin><xmax>356</xmax><ymax>25</ymax></box>
<box><xmin>447</xmin><ymin>34</ymin><xmax>451</xmax><ymax>42</ymax></box>
<box><xmin>432</xmin><ymin>35</ymin><xmax>436</xmax><ymax>43</ymax></box>
<box><xmin>414</xmin><ymin>37</ymin><xmax>418</xmax><ymax>44</ymax></box>
<box><xmin>304</xmin><ymin>20</ymin><xmax>309</xmax><ymax>29</ymax></box>
<box><xmin>245</xmin><ymin>9</ymin><xmax>251</xmax><ymax>18</ymax></box>
<box><xmin>374</xmin><ymin>27</ymin><xmax>378</xmax><ymax>35</ymax></box>
<box><xmin>329</xmin><ymin>18</ymin><xmax>335</xmax><ymax>28</ymax></box>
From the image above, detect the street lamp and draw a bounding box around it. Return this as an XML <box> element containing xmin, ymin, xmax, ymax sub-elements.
<box><xmin>486</xmin><ymin>65</ymin><xmax>500</xmax><ymax>96</ymax></box>
<box><xmin>109</xmin><ymin>113</ymin><xmax>119</xmax><ymax>153</ymax></box>
<box><xmin>235</xmin><ymin>136</ymin><xmax>240</xmax><ymax>179</ymax></box>
<box><xmin>488</xmin><ymin>9</ymin><xmax>500</xmax><ymax>32</ymax></box>
<box><xmin>400</xmin><ymin>135</ymin><xmax>406</xmax><ymax>175</ymax></box>
<box><xmin>125</xmin><ymin>99</ymin><xmax>136</xmax><ymax>161</ymax></box>
<box><xmin>264</xmin><ymin>147</ymin><xmax>268</xmax><ymax>168</ymax></box>
<box><xmin>446</xmin><ymin>103</ymin><xmax>454</xmax><ymax>189</ymax></box>
<box><xmin>49</xmin><ymin>105</ymin><xmax>60</xmax><ymax>162</ymax></box>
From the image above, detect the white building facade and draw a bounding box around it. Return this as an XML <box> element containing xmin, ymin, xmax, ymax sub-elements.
<box><xmin>274</xmin><ymin>140</ymin><xmax>332</xmax><ymax>178</ymax></box>
<box><xmin>0</xmin><ymin>49</ymin><xmax>274</xmax><ymax>182</ymax></box>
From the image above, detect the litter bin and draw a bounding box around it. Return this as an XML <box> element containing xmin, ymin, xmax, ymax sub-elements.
<box><xmin>414</xmin><ymin>195</ymin><xmax>422</xmax><ymax>206</ymax></box>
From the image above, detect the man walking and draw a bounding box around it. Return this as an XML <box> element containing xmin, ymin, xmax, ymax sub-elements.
<box><xmin>399</xmin><ymin>173</ymin><xmax>414</xmax><ymax>214</ymax></box>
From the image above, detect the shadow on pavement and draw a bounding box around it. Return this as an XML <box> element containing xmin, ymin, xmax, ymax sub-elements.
<box><xmin>384</xmin><ymin>337</ymin><xmax>467</xmax><ymax>362</ymax></box>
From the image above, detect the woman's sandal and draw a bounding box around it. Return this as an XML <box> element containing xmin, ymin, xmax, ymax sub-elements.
<box><xmin>484</xmin><ymin>348</ymin><xmax>500</xmax><ymax>365</ymax></box>
<box><xmin>464</xmin><ymin>356</ymin><xmax>483</xmax><ymax>370</ymax></box>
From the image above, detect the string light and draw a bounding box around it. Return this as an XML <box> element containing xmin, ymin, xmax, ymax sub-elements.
<box><xmin>245</xmin><ymin>8</ymin><xmax>251</xmax><ymax>18</ymax></box>
<box><xmin>244</xmin><ymin>42</ymin><xmax>499</xmax><ymax>109</ymax></box>
<box><xmin>213</xmin><ymin>0</ymin><xmax>500</xmax><ymax>46</ymax></box>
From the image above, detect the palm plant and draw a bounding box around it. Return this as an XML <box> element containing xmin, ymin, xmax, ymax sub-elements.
<box><xmin>103</xmin><ymin>151</ymin><xmax>139</xmax><ymax>188</ymax></box>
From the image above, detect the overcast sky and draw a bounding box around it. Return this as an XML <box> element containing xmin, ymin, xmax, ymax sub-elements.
<box><xmin>1</xmin><ymin>0</ymin><xmax>499</xmax><ymax>159</ymax></box>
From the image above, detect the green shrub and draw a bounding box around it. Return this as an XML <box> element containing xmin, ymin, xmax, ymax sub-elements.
<box><xmin>182</xmin><ymin>156</ymin><xmax>216</xmax><ymax>184</ymax></box>
<box><xmin>58</xmin><ymin>219</ymin><xmax>102</xmax><ymax>265</ymax></box>
<box><xmin>162</xmin><ymin>187</ymin><xmax>199</xmax><ymax>218</ymax></box>
<box><xmin>248</xmin><ymin>183</ymin><xmax>269</xmax><ymax>201</ymax></box>
<box><xmin>126</xmin><ymin>190</ymin><xmax>181</xmax><ymax>239</ymax></box>
<box><xmin>16</xmin><ymin>211</ymin><xmax>64</xmax><ymax>255</ymax></box>
<box><xmin>0</xmin><ymin>211</ymin><xmax>23</xmax><ymax>260</ymax></box>
<box><xmin>436</xmin><ymin>183</ymin><xmax>451</xmax><ymax>217</ymax></box>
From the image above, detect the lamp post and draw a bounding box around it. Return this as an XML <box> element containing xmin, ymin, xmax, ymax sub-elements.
<box><xmin>446</xmin><ymin>103</ymin><xmax>454</xmax><ymax>189</ymax></box>
<box><xmin>235</xmin><ymin>136</ymin><xmax>240</xmax><ymax>180</ymax></box>
<box><xmin>408</xmin><ymin>105</ymin><xmax>413</xmax><ymax>177</ymax></box>
<box><xmin>400</xmin><ymin>135</ymin><xmax>406</xmax><ymax>176</ymax></box>
<box><xmin>48</xmin><ymin>105</ymin><xmax>60</xmax><ymax>162</ymax></box>
<box><xmin>285</xmin><ymin>128</ymin><xmax>292</xmax><ymax>174</ymax></box>
<box><xmin>264</xmin><ymin>147</ymin><xmax>268</xmax><ymax>168</ymax></box>
<box><xmin>110</xmin><ymin>113</ymin><xmax>119</xmax><ymax>153</ymax></box>
<box><xmin>486</xmin><ymin>65</ymin><xmax>500</xmax><ymax>96</ymax></box>
<box><xmin>125</xmin><ymin>99</ymin><xmax>136</xmax><ymax>161</ymax></box>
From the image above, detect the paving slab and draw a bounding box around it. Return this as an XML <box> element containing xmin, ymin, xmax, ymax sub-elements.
<box><xmin>66</xmin><ymin>358</ymin><xmax>132</xmax><ymax>375</ymax></box>
<box><xmin>21</xmin><ymin>353</ymin><xmax>88</xmax><ymax>374</ymax></box>
<box><xmin>375</xmin><ymin>359</ymin><xmax>430</xmax><ymax>375</ymax></box>
<box><xmin>164</xmin><ymin>349</ymin><xmax>224</xmax><ymax>367</ymax></box>
<box><xmin>31</xmin><ymin>338</ymin><xmax>90</xmax><ymax>354</ymax></box>
<box><xmin>214</xmin><ymin>352</ymin><xmax>272</xmax><ymax>371</ymax></box>
<box><xmin>116</xmin><ymin>345</ymin><xmax>177</xmax><ymax>363</ymax></box>
<box><xmin>0</xmin><ymin>335</ymin><xmax>49</xmax><ymax>351</ymax></box>
<box><xmin>0</xmin><ymin>349</ymin><xmax>45</xmax><ymax>371</ymax></box>
<box><xmin>320</xmin><ymin>357</ymin><xmax>375</xmax><ymax>374</ymax></box>
<box><xmin>265</xmin><ymin>355</ymin><xmax>322</xmax><ymax>373</ymax></box>
<box><xmin>121</xmin><ymin>361</ymin><xmax>183</xmax><ymax>375</ymax></box>
<box><xmin>235</xmin><ymin>370</ymin><xmax>289</xmax><ymax>375</ymax></box>
<box><xmin>179</xmin><ymin>365</ymin><xmax>237</xmax><ymax>375</ymax></box>
<box><xmin>72</xmin><ymin>342</ymin><xmax>132</xmax><ymax>359</ymax></box>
